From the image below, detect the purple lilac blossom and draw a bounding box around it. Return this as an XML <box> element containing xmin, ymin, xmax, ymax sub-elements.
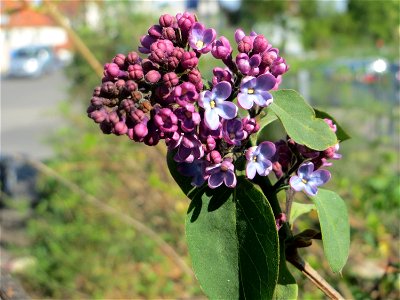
<box><xmin>199</xmin><ymin>81</ymin><xmax>238</xmax><ymax>130</ymax></box>
<box><xmin>245</xmin><ymin>141</ymin><xmax>276</xmax><ymax>179</ymax></box>
<box><xmin>289</xmin><ymin>162</ymin><xmax>331</xmax><ymax>196</ymax></box>
<box><xmin>206</xmin><ymin>158</ymin><xmax>237</xmax><ymax>189</ymax></box>
<box><xmin>236</xmin><ymin>53</ymin><xmax>261</xmax><ymax>76</ymax></box>
<box><xmin>189</xmin><ymin>22</ymin><xmax>216</xmax><ymax>54</ymax></box>
<box><xmin>177</xmin><ymin>160</ymin><xmax>207</xmax><ymax>187</ymax></box>
<box><xmin>222</xmin><ymin>118</ymin><xmax>248</xmax><ymax>146</ymax></box>
<box><xmin>237</xmin><ymin>74</ymin><xmax>276</xmax><ymax>109</ymax></box>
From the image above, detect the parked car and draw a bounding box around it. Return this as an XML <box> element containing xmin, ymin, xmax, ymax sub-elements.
<box><xmin>7</xmin><ymin>45</ymin><xmax>58</xmax><ymax>78</ymax></box>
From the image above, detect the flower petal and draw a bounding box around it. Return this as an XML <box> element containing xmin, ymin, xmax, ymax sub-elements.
<box><xmin>246</xmin><ymin>161</ymin><xmax>257</xmax><ymax>179</ymax></box>
<box><xmin>253</xmin><ymin>92</ymin><xmax>273</xmax><ymax>107</ymax></box>
<box><xmin>240</xmin><ymin>76</ymin><xmax>256</xmax><ymax>89</ymax></box>
<box><xmin>199</xmin><ymin>91</ymin><xmax>212</xmax><ymax>109</ymax></box>
<box><xmin>258</xmin><ymin>141</ymin><xmax>276</xmax><ymax>159</ymax></box>
<box><xmin>297</xmin><ymin>162</ymin><xmax>314</xmax><ymax>179</ymax></box>
<box><xmin>205</xmin><ymin>108</ymin><xmax>220</xmax><ymax>130</ymax></box>
<box><xmin>213</xmin><ymin>81</ymin><xmax>232</xmax><ymax>101</ymax></box>
<box><xmin>256</xmin><ymin>160</ymin><xmax>272</xmax><ymax>176</ymax></box>
<box><xmin>289</xmin><ymin>175</ymin><xmax>305</xmax><ymax>192</ymax></box>
<box><xmin>215</xmin><ymin>101</ymin><xmax>238</xmax><ymax>120</ymax></box>
<box><xmin>255</xmin><ymin>73</ymin><xmax>277</xmax><ymax>91</ymax></box>
<box><xmin>304</xmin><ymin>183</ymin><xmax>318</xmax><ymax>196</ymax></box>
<box><xmin>224</xmin><ymin>170</ymin><xmax>237</xmax><ymax>188</ymax></box>
<box><xmin>237</xmin><ymin>93</ymin><xmax>254</xmax><ymax>110</ymax></box>
<box><xmin>203</xmin><ymin>28</ymin><xmax>216</xmax><ymax>44</ymax></box>
<box><xmin>245</xmin><ymin>146</ymin><xmax>257</xmax><ymax>161</ymax></box>
<box><xmin>208</xmin><ymin>172</ymin><xmax>224</xmax><ymax>189</ymax></box>
<box><xmin>309</xmin><ymin>169</ymin><xmax>331</xmax><ymax>186</ymax></box>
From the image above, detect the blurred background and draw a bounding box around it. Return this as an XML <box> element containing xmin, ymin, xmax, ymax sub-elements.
<box><xmin>0</xmin><ymin>0</ymin><xmax>399</xmax><ymax>299</ymax></box>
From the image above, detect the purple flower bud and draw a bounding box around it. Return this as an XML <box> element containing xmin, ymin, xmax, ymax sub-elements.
<box><xmin>126</xmin><ymin>51</ymin><xmax>140</xmax><ymax>65</ymax></box>
<box><xmin>159</xmin><ymin>14</ymin><xmax>175</xmax><ymax>27</ymax></box>
<box><xmin>150</xmin><ymin>39</ymin><xmax>174</xmax><ymax>55</ymax></box>
<box><xmin>205</xmin><ymin>136</ymin><xmax>216</xmax><ymax>151</ymax></box>
<box><xmin>261</xmin><ymin>48</ymin><xmax>279</xmax><ymax>69</ymax></box>
<box><xmin>207</xmin><ymin>150</ymin><xmax>222</xmax><ymax>164</ymax></box>
<box><xmin>128</xmin><ymin>64</ymin><xmax>144</xmax><ymax>81</ymax></box>
<box><xmin>145</xmin><ymin>70</ymin><xmax>161</xmax><ymax>83</ymax></box>
<box><xmin>162</xmin><ymin>27</ymin><xmax>176</xmax><ymax>41</ymax></box>
<box><xmin>238</xmin><ymin>36</ymin><xmax>253</xmax><ymax>53</ymax></box>
<box><xmin>234</xmin><ymin>28</ymin><xmax>246</xmax><ymax>43</ymax></box>
<box><xmin>133</xmin><ymin>122</ymin><xmax>149</xmax><ymax>141</ymax></box>
<box><xmin>149</xmin><ymin>49</ymin><xmax>166</xmax><ymax>63</ymax></box>
<box><xmin>236</xmin><ymin>53</ymin><xmax>261</xmax><ymax>76</ymax></box>
<box><xmin>121</xmin><ymin>99</ymin><xmax>135</xmax><ymax>112</ymax></box>
<box><xmin>211</xmin><ymin>36</ymin><xmax>232</xmax><ymax>59</ymax></box>
<box><xmin>139</xmin><ymin>35</ymin><xmax>157</xmax><ymax>54</ymax></box>
<box><xmin>124</xmin><ymin>80</ymin><xmax>138</xmax><ymax>92</ymax></box>
<box><xmin>177</xmin><ymin>12</ymin><xmax>196</xmax><ymax>37</ymax></box>
<box><xmin>163</xmin><ymin>72</ymin><xmax>179</xmax><ymax>88</ymax></box>
<box><xmin>271</xmin><ymin>57</ymin><xmax>288</xmax><ymax>76</ymax></box>
<box><xmin>172</xmin><ymin>47</ymin><xmax>185</xmax><ymax>60</ymax></box>
<box><xmin>187</xmin><ymin>69</ymin><xmax>202</xmax><ymax>84</ymax></box>
<box><xmin>253</xmin><ymin>35</ymin><xmax>269</xmax><ymax>54</ymax></box>
<box><xmin>91</xmin><ymin>96</ymin><xmax>103</xmax><ymax>106</ymax></box>
<box><xmin>141</xmin><ymin>59</ymin><xmax>159</xmax><ymax>73</ymax></box>
<box><xmin>104</xmin><ymin>63</ymin><xmax>120</xmax><ymax>78</ymax></box>
<box><xmin>90</xmin><ymin>109</ymin><xmax>108</xmax><ymax>123</ymax></box>
<box><xmin>166</xmin><ymin>57</ymin><xmax>179</xmax><ymax>70</ymax></box>
<box><xmin>114</xmin><ymin>121</ymin><xmax>128</xmax><ymax>135</ymax></box>
<box><xmin>101</xmin><ymin>81</ymin><xmax>117</xmax><ymax>95</ymax></box>
<box><xmin>323</xmin><ymin>118</ymin><xmax>337</xmax><ymax>132</ymax></box>
<box><xmin>242</xmin><ymin>117</ymin><xmax>260</xmax><ymax>134</ymax></box>
<box><xmin>113</xmin><ymin>54</ymin><xmax>126</xmax><ymax>68</ymax></box>
<box><xmin>181</xmin><ymin>51</ymin><xmax>199</xmax><ymax>70</ymax></box>
<box><xmin>212</xmin><ymin>67</ymin><xmax>232</xmax><ymax>85</ymax></box>
<box><xmin>148</xmin><ymin>24</ymin><xmax>163</xmax><ymax>38</ymax></box>
<box><xmin>275</xmin><ymin>213</ymin><xmax>286</xmax><ymax>231</ymax></box>
<box><xmin>129</xmin><ymin>108</ymin><xmax>145</xmax><ymax>123</ymax></box>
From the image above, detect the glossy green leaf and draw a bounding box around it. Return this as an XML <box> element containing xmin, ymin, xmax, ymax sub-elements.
<box><xmin>310</xmin><ymin>189</ymin><xmax>350</xmax><ymax>273</ymax></box>
<box><xmin>314</xmin><ymin>108</ymin><xmax>351</xmax><ymax>142</ymax></box>
<box><xmin>290</xmin><ymin>202</ymin><xmax>316</xmax><ymax>225</ymax></box>
<box><xmin>270</xmin><ymin>90</ymin><xmax>337</xmax><ymax>151</ymax></box>
<box><xmin>167</xmin><ymin>152</ymin><xmax>279</xmax><ymax>299</ymax></box>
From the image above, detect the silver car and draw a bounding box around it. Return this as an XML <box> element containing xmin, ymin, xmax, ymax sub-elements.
<box><xmin>8</xmin><ymin>45</ymin><xmax>57</xmax><ymax>78</ymax></box>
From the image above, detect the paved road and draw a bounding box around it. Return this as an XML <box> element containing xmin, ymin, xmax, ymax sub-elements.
<box><xmin>1</xmin><ymin>70</ymin><xmax>68</xmax><ymax>160</ymax></box>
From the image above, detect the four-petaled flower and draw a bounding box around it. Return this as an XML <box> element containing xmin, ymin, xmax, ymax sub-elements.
<box><xmin>189</xmin><ymin>22</ymin><xmax>216</xmax><ymax>54</ymax></box>
<box><xmin>245</xmin><ymin>141</ymin><xmax>276</xmax><ymax>179</ymax></box>
<box><xmin>289</xmin><ymin>162</ymin><xmax>331</xmax><ymax>196</ymax></box>
<box><xmin>238</xmin><ymin>74</ymin><xmax>276</xmax><ymax>109</ymax></box>
<box><xmin>199</xmin><ymin>81</ymin><xmax>238</xmax><ymax>130</ymax></box>
<box><xmin>206</xmin><ymin>158</ymin><xmax>237</xmax><ymax>189</ymax></box>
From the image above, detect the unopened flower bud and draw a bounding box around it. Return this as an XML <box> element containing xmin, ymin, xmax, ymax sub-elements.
<box><xmin>159</xmin><ymin>14</ymin><xmax>175</xmax><ymax>27</ymax></box>
<box><xmin>130</xmin><ymin>108</ymin><xmax>145</xmax><ymax>123</ymax></box>
<box><xmin>93</xmin><ymin>86</ymin><xmax>101</xmax><ymax>96</ymax></box>
<box><xmin>148</xmin><ymin>25</ymin><xmax>163</xmax><ymax>38</ymax></box>
<box><xmin>207</xmin><ymin>150</ymin><xmax>222</xmax><ymax>164</ymax></box>
<box><xmin>90</xmin><ymin>109</ymin><xmax>107</xmax><ymax>123</ymax></box>
<box><xmin>108</xmin><ymin>111</ymin><xmax>119</xmax><ymax>124</ymax></box>
<box><xmin>131</xmin><ymin>91</ymin><xmax>142</xmax><ymax>102</ymax></box>
<box><xmin>271</xmin><ymin>57</ymin><xmax>288</xmax><ymax>76</ymax></box>
<box><xmin>206</xmin><ymin>136</ymin><xmax>216</xmax><ymax>151</ymax></box>
<box><xmin>181</xmin><ymin>51</ymin><xmax>198</xmax><ymax>69</ymax></box>
<box><xmin>234</xmin><ymin>28</ymin><xmax>246</xmax><ymax>43</ymax></box>
<box><xmin>134</xmin><ymin>122</ymin><xmax>148</xmax><ymax>140</ymax></box>
<box><xmin>253</xmin><ymin>35</ymin><xmax>269</xmax><ymax>53</ymax></box>
<box><xmin>211</xmin><ymin>36</ymin><xmax>232</xmax><ymax>59</ymax></box>
<box><xmin>145</xmin><ymin>70</ymin><xmax>161</xmax><ymax>83</ymax></box>
<box><xmin>104</xmin><ymin>63</ymin><xmax>120</xmax><ymax>78</ymax></box>
<box><xmin>128</xmin><ymin>64</ymin><xmax>144</xmax><ymax>80</ymax></box>
<box><xmin>163</xmin><ymin>72</ymin><xmax>179</xmax><ymax>88</ymax></box>
<box><xmin>125</xmin><ymin>80</ymin><xmax>138</xmax><ymax>92</ymax></box>
<box><xmin>162</xmin><ymin>27</ymin><xmax>176</xmax><ymax>41</ymax></box>
<box><xmin>188</xmin><ymin>69</ymin><xmax>202</xmax><ymax>84</ymax></box>
<box><xmin>113</xmin><ymin>54</ymin><xmax>126</xmax><ymax>68</ymax></box>
<box><xmin>91</xmin><ymin>96</ymin><xmax>103</xmax><ymax>106</ymax></box>
<box><xmin>238</xmin><ymin>36</ymin><xmax>253</xmax><ymax>53</ymax></box>
<box><xmin>126</xmin><ymin>51</ymin><xmax>140</xmax><ymax>65</ymax></box>
<box><xmin>114</xmin><ymin>121</ymin><xmax>128</xmax><ymax>135</ymax></box>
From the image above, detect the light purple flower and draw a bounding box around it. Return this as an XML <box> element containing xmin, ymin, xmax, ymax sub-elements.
<box><xmin>206</xmin><ymin>158</ymin><xmax>237</xmax><ymax>189</ymax></box>
<box><xmin>199</xmin><ymin>81</ymin><xmax>238</xmax><ymax>130</ymax></box>
<box><xmin>237</xmin><ymin>74</ymin><xmax>276</xmax><ymax>109</ymax></box>
<box><xmin>245</xmin><ymin>141</ymin><xmax>276</xmax><ymax>179</ymax></box>
<box><xmin>211</xmin><ymin>36</ymin><xmax>232</xmax><ymax>59</ymax></box>
<box><xmin>169</xmin><ymin>132</ymin><xmax>204</xmax><ymax>163</ymax></box>
<box><xmin>289</xmin><ymin>162</ymin><xmax>331</xmax><ymax>196</ymax></box>
<box><xmin>189</xmin><ymin>22</ymin><xmax>216</xmax><ymax>54</ymax></box>
<box><xmin>236</xmin><ymin>53</ymin><xmax>261</xmax><ymax>76</ymax></box>
<box><xmin>222</xmin><ymin>118</ymin><xmax>248</xmax><ymax>146</ymax></box>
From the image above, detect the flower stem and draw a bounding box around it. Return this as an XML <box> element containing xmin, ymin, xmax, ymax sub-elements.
<box><xmin>286</xmin><ymin>249</ymin><xmax>345</xmax><ymax>300</ymax></box>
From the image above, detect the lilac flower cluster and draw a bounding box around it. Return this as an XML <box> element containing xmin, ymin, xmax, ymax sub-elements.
<box><xmin>87</xmin><ymin>12</ymin><xmax>339</xmax><ymax>195</ymax></box>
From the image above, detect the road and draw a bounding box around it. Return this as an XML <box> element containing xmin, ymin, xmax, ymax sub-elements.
<box><xmin>1</xmin><ymin>70</ymin><xmax>69</xmax><ymax>160</ymax></box>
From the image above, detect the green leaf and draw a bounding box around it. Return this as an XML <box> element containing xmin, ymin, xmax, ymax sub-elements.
<box><xmin>290</xmin><ymin>202</ymin><xmax>316</xmax><ymax>225</ymax></box>
<box><xmin>314</xmin><ymin>108</ymin><xmax>351</xmax><ymax>142</ymax></box>
<box><xmin>310</xmin><ymin>189</ymin><xmax>350</xmax><ymax>273</ymax></box>
<box><xmin>167</xmin><ymin>152</ymin><xmax>279</xmax><ymax>299</ymax></box>
<box><xmin>270</xmin><ymin>90</ymin><xmax>337</xmax><ymax>151</ymax></box>
<box><xmin>273</xmin><ymin>236</ymin><xmax>298</xmax><ymax>300</ymax></box>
